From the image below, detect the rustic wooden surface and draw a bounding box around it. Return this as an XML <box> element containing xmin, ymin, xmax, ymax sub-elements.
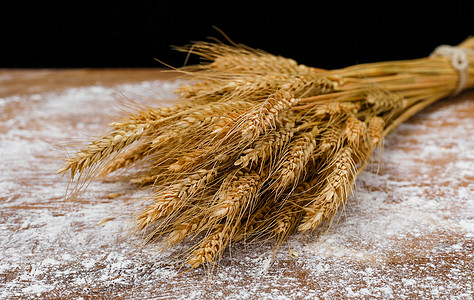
<box><xmin>0</xmin><ymin>69</ymin><xmax>473</xmax><ymax>299</ymax></box>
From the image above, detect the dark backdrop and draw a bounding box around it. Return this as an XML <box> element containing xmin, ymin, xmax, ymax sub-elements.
<box><xmin>2</xmin><ymin>1</ymin><xmax>473</xmax><ymax>69</ymax></box>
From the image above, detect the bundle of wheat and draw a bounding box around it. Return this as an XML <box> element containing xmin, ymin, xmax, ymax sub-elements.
<box><xmin>58</xmin><ymin>37</ymin><xmax>474</xmax><ymax>268</ymax></box>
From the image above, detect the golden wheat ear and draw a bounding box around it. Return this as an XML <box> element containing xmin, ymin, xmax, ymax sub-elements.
<box><xmin>57</xmin><ymin>123</ymin><xmax>147</xmax><ymax>177</ymax></box>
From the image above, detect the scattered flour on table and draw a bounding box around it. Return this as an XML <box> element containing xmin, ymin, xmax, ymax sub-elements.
<box><xmin>0</xmin><ymin>83</ymin><xmax>473</xmax><ymax>299</ymax></box>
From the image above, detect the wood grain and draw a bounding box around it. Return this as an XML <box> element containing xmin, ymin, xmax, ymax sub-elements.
<box><xmin>0</xmin><ymin>69</ymin><xmax>472</xmax><ymax>299</ymax></box>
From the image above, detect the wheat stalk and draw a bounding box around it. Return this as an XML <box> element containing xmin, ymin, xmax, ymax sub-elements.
<box><xmin>59</xmin><ymin>36</ymin><xmax>474</xmax><ymax>268</ymax></box>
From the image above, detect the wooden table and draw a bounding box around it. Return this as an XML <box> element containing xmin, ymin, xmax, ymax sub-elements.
<box><xmin>1</xmin><ymin>69</ymin><xmax>473</xmax><ymax>299</ymax></box>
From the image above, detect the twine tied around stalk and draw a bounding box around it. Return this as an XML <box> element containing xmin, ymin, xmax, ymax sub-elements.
<box><xmin>431</xmin><ymin>44</ymin><xmax>474</xmax><ymax>95</ymax></box>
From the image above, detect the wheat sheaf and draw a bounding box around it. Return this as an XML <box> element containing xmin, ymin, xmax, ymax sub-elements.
<box><xmin>59</xmin><ymin>36</ymin><xmax>474</xmax><ymax>268</ymax></box>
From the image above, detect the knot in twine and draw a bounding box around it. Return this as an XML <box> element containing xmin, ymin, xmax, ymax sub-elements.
<box><xmin>431</xmin><ymin>45</ymin><xmax>474</xmax><ymax>95</ymax></box>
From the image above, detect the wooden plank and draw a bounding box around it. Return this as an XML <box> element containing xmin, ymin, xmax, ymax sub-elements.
<box><xmin>0</xmin><ymin>69</ymin><xmax>472</xmax><ymax>299</ymax></box>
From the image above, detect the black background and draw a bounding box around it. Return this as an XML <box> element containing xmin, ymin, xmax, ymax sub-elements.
<box><xmin>2</xmin><ymin>1</ymin><xmax>473</xmax><ymax>69</ymax></box>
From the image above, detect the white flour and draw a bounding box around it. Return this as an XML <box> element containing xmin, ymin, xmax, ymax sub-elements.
<box><xmin>0</xmin><ymin>81</ymin><xmax>472</xmax><ymax>299</ymax></box>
